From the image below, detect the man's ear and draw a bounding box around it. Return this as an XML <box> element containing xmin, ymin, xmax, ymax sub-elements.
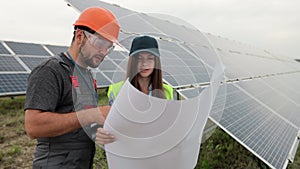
<box><xmin>74</xmin><ymin>29</ymin><xmax>86</xmax><ymax>46</ymax></box>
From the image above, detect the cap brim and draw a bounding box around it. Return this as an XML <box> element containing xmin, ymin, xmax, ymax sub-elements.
<box><xmin>130</xmin><ymin>49</ymin><xmax>160</xmax><ymax>57</ymax></box>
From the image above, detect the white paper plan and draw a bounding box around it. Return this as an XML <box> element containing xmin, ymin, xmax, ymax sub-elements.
<box><xmin>103</xmin><ymin>64</ymin><xmax>224</xmax><ymax>169</ymax></box>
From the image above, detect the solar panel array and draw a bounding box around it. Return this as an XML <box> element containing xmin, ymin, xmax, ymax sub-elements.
<box><xmin>65</xmin><ymin>1</ymin><xmax>300</xmax><ymax>169</ymax></box>
<box><xmin>176</xmin><ymin>36</ymin><xmax>300</xmax><ymax>168</ymax></box>
<box><xmin>1</xmin><ymin>0</ymin><xmax>299</xmax><ymax>168</ymax></box>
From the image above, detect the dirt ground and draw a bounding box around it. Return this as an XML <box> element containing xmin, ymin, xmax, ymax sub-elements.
<box><xmin>0</xmin><ymin>120</ymin><xmax>36</xmax><ymax>169</ymax></box>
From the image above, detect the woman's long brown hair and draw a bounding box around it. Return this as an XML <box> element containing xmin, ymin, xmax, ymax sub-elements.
<box><xmin>125</xmin><ymin>55</ymin><xmax>165</xmax><ymax>99</ymax></box>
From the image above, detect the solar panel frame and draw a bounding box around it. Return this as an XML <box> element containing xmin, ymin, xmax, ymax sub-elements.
<box><xmin>0</xmin><ymin>42</ymin><xmax>11</xmax><ymax>54</ymax></box>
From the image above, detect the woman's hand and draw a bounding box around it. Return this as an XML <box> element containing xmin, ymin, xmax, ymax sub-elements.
<box><xmin>95</xmin><ymin>127</ymin><xmax>116</xmax><ymax>145</ymax></box>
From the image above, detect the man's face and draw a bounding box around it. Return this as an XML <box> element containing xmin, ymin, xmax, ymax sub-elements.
<box><xmin>79</xmin><ymin>31</ymin><xmax>114</xmax><ymax>68</ymax></box>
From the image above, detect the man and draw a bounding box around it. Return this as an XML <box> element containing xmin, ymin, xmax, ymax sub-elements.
<box><xmin>24</xmin><ymin>7</ymin><xmax>119</xmax><ymax>169</ymax></box>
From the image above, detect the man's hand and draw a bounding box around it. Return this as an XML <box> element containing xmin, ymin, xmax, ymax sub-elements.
<box><xmin>77</xmin><ymin>105</ymin><xmax>110</xmax><ymax>126</ymax></box>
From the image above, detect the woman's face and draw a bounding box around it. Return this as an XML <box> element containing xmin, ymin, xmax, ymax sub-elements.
<box><xmin>136</xmin><ymin>52</ymin><xmax>155</xmax><ymax>78</ymax></box>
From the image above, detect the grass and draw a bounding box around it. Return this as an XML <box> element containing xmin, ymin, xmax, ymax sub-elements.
<box><xmin>0</xmin><ymin>90</ymin><xmax>299</xmax><ymax>169</ymax></box>
<box><xmin>196</xmin><ymin>128</ymin><xmax>269</xmax><ymax>169</ymax></box>
<box><xmin>0</xmin><ymin>96</ymin><xmax>36</xmax><ymax>169</ymax></box>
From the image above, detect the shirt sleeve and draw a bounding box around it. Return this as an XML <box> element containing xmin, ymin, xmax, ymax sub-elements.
<box><xmin>24</xmin><ymin>65</ymin><xmax>61</xmax><ymax>112</ymax></box>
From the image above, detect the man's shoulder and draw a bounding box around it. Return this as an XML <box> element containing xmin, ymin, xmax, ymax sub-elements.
<box><xmin>31</xmin><ymin>55</ymin><xmax>70</xmax><ymax>75</ymax></box>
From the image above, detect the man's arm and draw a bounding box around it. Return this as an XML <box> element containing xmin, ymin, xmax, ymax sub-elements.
<box><xmin>25</xmin><ymin>106</ymin><xmax>110</xmax><ymax>139</ymax></box>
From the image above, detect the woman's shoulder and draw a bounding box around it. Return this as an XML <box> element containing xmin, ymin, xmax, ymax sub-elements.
<box><xmin>110</xmin><ymin>81</ymin><xmax>124</xmax><ymax>89</ymax></box>
<box><xmin>163</xmin><ymin>83</ymin><xmax>173</xmax><ymax>100</ymax></box>
<box><xmin>163</xmin><ymin>83</ymin><xmax>173</xmax><ymax>91</ymax></box>
<box><xmin>107</xmin><ymin>81</ymin><xmax>124</xmax><ymax>98</ymax></box>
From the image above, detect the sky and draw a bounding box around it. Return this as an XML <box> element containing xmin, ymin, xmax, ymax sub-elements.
<box><xmin>0</xmin><ymin>0</ymin><xmax>299</xmax><ymax>59</ymax></box>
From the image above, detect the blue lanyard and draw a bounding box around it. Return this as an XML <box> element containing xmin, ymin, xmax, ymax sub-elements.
<box><xmin>66</xmin><ymin>51</ymin><xmax>98</xmax><ymax>106</ymax></box>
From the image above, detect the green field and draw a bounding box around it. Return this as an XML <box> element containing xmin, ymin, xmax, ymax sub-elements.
<box><xmin>0</xmin><ymin>90</ymin><xmax>299</xmax><ymax>169</ymax></box>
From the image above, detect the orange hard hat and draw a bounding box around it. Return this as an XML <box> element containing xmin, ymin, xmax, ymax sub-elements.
<box><xmin>74</xmin><ymin>7</ymin><xmax>120</xmax><ymax>44</ymax></box>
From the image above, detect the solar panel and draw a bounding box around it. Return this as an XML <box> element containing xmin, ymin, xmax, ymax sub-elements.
<box><xmin>270</xmin><ymin>73</ymin><xmax>300</xmax><ymax>96</ymax></box>
<box><xmin>105</xmin><ymin>51</ymin><xmax>128</xmax><ymax>71</ymax></box>
<box><xmin>103</xmin><ymin>71</ymin><xmax>126</xmax><ymax>83</ymax></box>
<box><xmin>162</xmin><ymin>71</ymin><xmax>178</xmax><ymax>87</ymax></box>
<box><xmin>107</xmin><ymin>50</ymin><xmax>127</xmax><ymax>60</ymax></box>
<box><xmin>45</xmin><ymin>45</ymin><xmax>68</xmax><ymax>55</ymax></box>
<box><xmin>94</xmin><ymin>71</ymin><xmax>112</xmax><ymax>87</ymax></box>
<box><xmin>237</xmin><ymin>78</ymin><xmax>300</xmax><ymax>127</ymax></box>
<box><xmin>98</xmin><ymin>59</ymin><xmax>120</xmax><ymax>71</ymax></box>
<box><xmin>93</xmin><ymin>50</ymin><xmax>129</xmax><ymax>87</ymax></box>
<box><xmin>0</xmin><ymin>42</ymin><xmax>10</xmax><ymax>54</ymax></box>
<box><xmin>205</xmin><ymin>33</ymin><xmax>276</xmax><ymax>60</ymax></box>
<box><xmin>119</xmin><ymin>13</ymin><xmax>161</xmax><ymax>34</ymax></box>
<box><xmin>188</xmin><ymin>44</ymin><xmax>220</xmax><ymax>69</ymax></box>
<box><xmin>112</xmin><ymin>59</ymin><xmax>123</xmax><ymax>66</ymax></box>
<box><xmin>19</xmin><ymin>56</ymin><xmax>49</xmax><ymax>70</ymax></box>
<box><xmin>67</xmin><ymin>0</ymin><xmax>134</xmax><ymax>21</ymax></box>
<box><xmin>210</xmin><ymin>84</ymin><xmax>298</xmax><ymax>169</ymax></box>
<box><xmin>208</xmin><ymin>33</ymin><xmax>299</xmax><ymax>81</ymax></box>
<box><xmin>0</xmin><ymin>73</ymin><xmax>29</xmax><ymax>95</ymax></box>
<box><xmin>119</xmin><ymin>33</ymin><xmax>138</xmax><ymax>51</ymax></box>
<box><xmin>5</xmin><ymin>41</ymin><xmax>50</xmax><ymax>56</ymax></box>
<box><xmin>177</xmin><ymin>87</ymin><xmax>205</xmax><ymax>99</ymax></box>
<box><xmin>159</xmin><ymin>39</ymin><xmax>212</xmax><ymax>87</ymax></box>
<box><xmin>140</xmin><ymin>14</ymin><xmax>209</xmax><ymax>46</ymax></box>
<box><xmin>216</xmin><ymin>50</ymin><xmax>252</xmax><ymax>79</ymax></box>
<box><xmin>0</xmin><ymin>55</ymin><xmax>26</xmax><ymax>72</ymax></box>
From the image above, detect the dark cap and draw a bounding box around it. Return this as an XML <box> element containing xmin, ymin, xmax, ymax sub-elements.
<box><xmin>129</xmin><ymin>36</ymin><xmax>160</xmax><ymax>57</ymax></box>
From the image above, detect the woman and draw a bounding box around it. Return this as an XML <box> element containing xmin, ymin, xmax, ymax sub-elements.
<box><xmin>96</xmin><ymin>35</ymin><xmax>173</xmax><ymax>144</ymax></box>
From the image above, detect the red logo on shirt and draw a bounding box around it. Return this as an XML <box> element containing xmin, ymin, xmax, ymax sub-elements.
<box><xmin>94</xmin><ymin>79</ymin><xmax>97</xmax><ymax>91</ymax></box>
<box><xmin>70</xmin><ymin>76</ymin><xmax>79</xmax><ymax>88</ymax></box>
